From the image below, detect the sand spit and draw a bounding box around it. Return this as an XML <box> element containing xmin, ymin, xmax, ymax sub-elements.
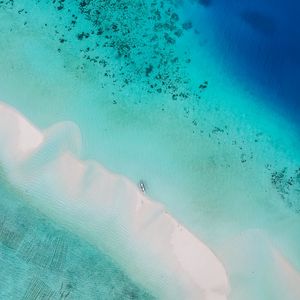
<box><xmin>0</xmin><ymin>102</ymin><xmax>229</xmax><ymax>299</ymax></box>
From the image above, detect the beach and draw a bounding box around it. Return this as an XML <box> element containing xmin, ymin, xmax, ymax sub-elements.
<box><xmin>0</xmin><ymin>0</ymin><xmax>300</xmax><ymax>299</ymax></box>
<box><xmin>0</xmin><ymin>102</ymin><xmax>230</xmax><ymax>299</ymax></box>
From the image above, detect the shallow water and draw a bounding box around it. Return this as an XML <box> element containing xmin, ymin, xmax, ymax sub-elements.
<box><xmin>0</xmin><ymin>0</ymin><xmax>300</xmax><ymax>299</ymax></box>
<box><xmin>0</xmin><ymin>177</ymin><xmax>154</xmax><ymax>299</ymax></box>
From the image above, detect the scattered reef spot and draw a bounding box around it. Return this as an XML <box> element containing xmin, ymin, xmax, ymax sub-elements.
<box><xmin>182</xmin><ymin>21</ymin><xmax>193</xmax><ymax>30</ymax></box>
<box><xmin>271</xmin><ymin>167</ymin><xmax>300</xmax><ymax>213</ymax></box>
<box><xmin>240</xmin><ymin>10</ymin><xmax>277</xmax><ymax>35</ymax></box>
<box><xmin>198</xmin><ymin>0</ymin><xmax>212</xmax><ymax>7</ymax></box>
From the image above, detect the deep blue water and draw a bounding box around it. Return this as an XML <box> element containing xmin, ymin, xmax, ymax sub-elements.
<box><xmin>195</xmin><ymin>0</ymin><xmax>300</xmax><ymax>126</ymax></box>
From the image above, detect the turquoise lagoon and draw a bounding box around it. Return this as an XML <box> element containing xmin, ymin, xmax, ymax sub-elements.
<box><xmin>0</xmin><ymin>0</ymin><xmax>300</xmax><ymax>299</ymax></box>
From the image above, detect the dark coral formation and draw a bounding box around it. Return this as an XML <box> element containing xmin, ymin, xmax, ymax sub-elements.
<box><xmin>0</xmin><ymin>0</ymin><xmax>206</xmax><ymax>103</ymax></box>
<box><xmin>0</xmin><ymin>0</ymin><xmax>210</xmax><ymax>132</ymax></box>
<box><xmin>1</xmin><ymin>0</ymin><xmax>292</xmax><ymax>174</ymax></box>
<box><xmin>240</xmin><ymin>10</ymin><xmax>277</xmax><ymax>35</ymax></box>
<box><xmin>198</xmin><ymin>0</ymin><xmax>212</xmax><ymax>7</ymax></box>
<box><xmin>271</xmin><ymin>167</ymin><xmax>300</xmax><ymax>213</ymax></box>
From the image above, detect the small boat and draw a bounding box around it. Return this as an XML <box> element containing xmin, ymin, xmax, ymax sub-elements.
<box><xmin>139</xmin><ymin>180</ymin><xmax>146</xmax><ymax>193</ymax></box>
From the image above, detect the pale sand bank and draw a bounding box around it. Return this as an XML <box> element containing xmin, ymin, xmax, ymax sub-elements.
<box><xmin>0</xmin><ymin>102</ymin><xmax>230</xmax><ymax>299</ymax></box>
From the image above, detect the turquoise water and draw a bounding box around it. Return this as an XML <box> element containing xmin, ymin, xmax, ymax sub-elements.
<box><xmin>0</xmin><ymin>0</ymin><xmax>300</xmax><ymax>299</ymax></box>
<box><xmin>0</xmin><ymin>177</ymin><xmax>154</xmax><ymax>299</ymax></box>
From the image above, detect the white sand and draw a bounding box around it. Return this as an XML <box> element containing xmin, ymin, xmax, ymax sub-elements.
<box><xmin>0</xmin><ymin>101</ymin><xmax>230</xmax><ymax>299</ymax></box>
<box><xmin>0</xmin><ymin>103</ymin><xmax>43</xmax><ymax>163</ymax></box>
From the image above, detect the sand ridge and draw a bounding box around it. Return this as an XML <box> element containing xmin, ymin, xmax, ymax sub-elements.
<box><xmin>0</xmin><ymin>102</ymin><xmax>230</xmax><ymax>300</ymax></box>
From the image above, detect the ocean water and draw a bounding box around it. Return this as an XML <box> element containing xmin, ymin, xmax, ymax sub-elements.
<box><xmin>0</xmin><ymin>0</ymin><xmax>299</xmax><ymax>299</ymax></box>
<box><xmin>196</xmin><ymin>0</ymin><xmax>300</xmax><ymax>125</ymax></box>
